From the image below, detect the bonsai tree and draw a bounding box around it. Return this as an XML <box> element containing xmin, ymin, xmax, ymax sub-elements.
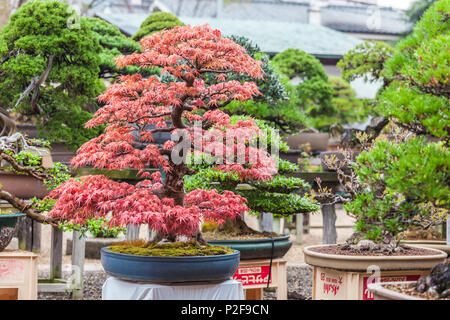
<box><xmin>0</xmin><ymin>0</ymin><xmax>104</xmax><ymax>151</ymax></box>
<box><xmin>320</xmin><ymin>0</ymin><xmax>449</xmax><ymax>252</ymax></box>
<box><xmin>84</xmin><ymin>17</ymin><xmax>143</xmax><ymax>79</ymax></box>
<box><xmin>132</xmin><ymin>11</ymin><xmax>184</xmax><ymax>42</ymax></box>
<box><xmin>271</xmin><ymin>48</ymin><xmax>336</xmax><ymax>132</ymax></box>
<box><xmin>0</xmin><ymin>132</ymin><xmax>70</xmax><ymax>226</ymax></box>
<box><xmin>185</xmin><ymin>115</ymin><xmax>319</xmax><ymax>237</ymax></box>
<box><xmin>221</xmin><ymin>36</ymin><xmax>308</xmax><ymax>133</ymax></box>
<box><xmin>45</xmin><ymin>24</ymin><xmax>294</xmax><ymax>248</ymax></box>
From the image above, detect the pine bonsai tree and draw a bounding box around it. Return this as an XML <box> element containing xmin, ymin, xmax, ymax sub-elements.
<box><xmin>45</xmin><ymin>24</ymin><xmax>309</xmax><ymax>248</ymax></box>
<box><xmin>271</xmin><ymin>48</ymin><xmax>336</xmax><ymax>132</ymax></box>
<box><xmin>132</xmin><ymin>11</ymin><xmax>184</xmax><ymax>42</ymax></box>
<box><xmin>0</xmin><ymin>0</ymin><xmax>104</xmax><ymax>151</ymax></box>
<box><xmin>221</xmin><ymin>36</ymin><xmax>308</xmax><ymax>133</ymax></box>
<box><xmin>84</xmin><ymin>17</ymin><xmax>142</xmax><ymax>79</ymax></box>
<box><xmin>322</xmin><ymin>0</ymin><xmax>449</xmax><ymax>252</ymax></box>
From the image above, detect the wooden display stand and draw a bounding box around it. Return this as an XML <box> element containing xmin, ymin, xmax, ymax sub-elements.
<box><xmin>312</xmin><ymin>266</ymin><xmax>429</xmax><ymax>300</ymax></box>
<box><xmin>0</xmin><ymin>249</ymin><xmax>37</xmax><ymax>300</ymax></box>
<box><xmin>232</xmin><ymin>258</ymin><xmax>287</xmax><ymax>300</ymax></box>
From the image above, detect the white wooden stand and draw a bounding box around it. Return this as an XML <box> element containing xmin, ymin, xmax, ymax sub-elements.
<box><xmin>0</xmin><ymin>250</ymin><xmax>37</xmax><ymax>300</ymax></box>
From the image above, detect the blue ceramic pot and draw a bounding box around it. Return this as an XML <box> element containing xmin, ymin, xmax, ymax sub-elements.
<box><xmin>207</xmin><ymin>235</ymin><xmax>292</xmax><ymax>260</ymax></box>
<box><xmin>0</xmin><ymin>213</ymin><xmax>26</xmax><ymax>251</ymax></box>
<box><xmin>101</xmin><ymin>247</ymin><xmax>240</xmax><ymax>282</ymax></box>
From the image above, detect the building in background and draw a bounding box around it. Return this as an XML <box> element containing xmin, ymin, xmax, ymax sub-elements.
<box><xmin>92</xmin><ymin>0</ymin><xmax>410</xmax><ymax>98</ymax></box>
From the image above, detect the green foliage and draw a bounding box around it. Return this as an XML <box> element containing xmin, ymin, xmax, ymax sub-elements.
<box><xmin>0</xmin><ymin>0</ymin><xmax>104</xmax><ymax>150</ymax></box>
<box><xmin>132</xmin><ymin>12</ymin><xmax>184</xmax><ymax>41</ymax></box>
<box><xmin>378</xmin><ymin>0</ymin><xmax>449</xmax><ymax>139</ymax></box>
<box><xmin>59</xmin><ymin>217</ymin><xmax>126</xmax><ymax>238</ymax></box>
<box><xmin>271</xmin><ymin>48</ymin><xmax>338</xmax><ymax>132</ymax></box>
<box><xmin>310</xmin><ymin>76</ymin><xmax>366</xmax><ymax>130</ymax></box>
<box><xmin>184</xmin><ymin>115</ymin><xmax>319</xmax><ymax>216</ymax></box>
<box><xmin>337</xmin><ymin>41</ymin><xmax>395</xmax><ymax>83</ymax></box>
<box><xmin>219</xmin><ymin>36</ymin><xmax>307</xmax><ymax>133</ymax></box>
<box><xmin>344</xmin><ymin>137</ymin><xmax>449</xmax><ymax>242</ymax></box>
<box><xmin>84</xmin><ymin>17</ymin><xmax>144</xmax><ymax>78</ymax></box>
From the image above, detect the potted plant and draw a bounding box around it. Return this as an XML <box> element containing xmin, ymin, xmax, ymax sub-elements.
<box><xmin>0</xmin><ymin>133</ymin><xmax>71</xmax><ymax>250</ymax></box>
<box><xmin>368</xmin><ymin>260</ymin><xmax>449</xmax><ymax>300</ymax></box>
<box><xmin>304</xmin><ymin>1</ymin><xmax>449</xmax><ymax>300</ymax></box>
<box><xmin>184</xmin><ymin>115</ymin><xmax>319</xmax><ymax>260</ymax></box>
<box><xmin>43</xmin><ymin>24</ymin><xmax>297</xmax><ymax>283</ymax></box>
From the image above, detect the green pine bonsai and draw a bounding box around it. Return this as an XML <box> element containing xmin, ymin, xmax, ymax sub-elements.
<box><xmin>222</xmin><ymin>36</ymin><xmax>308</xmax><ymax>133</ymax></box>
<box><xmin>132</xmin><ymin>11</ymin><xmax>184</xmax><ymax>41</ymax></box>
<box><xmin>0</xmin><ymin>0</ymin><xmax>104</xmax><ymax>151</ymax></box>
<box><xmin>271</xmin><ymin>48</ymin><xmax>337</xmax><ymax>132</ymax></box>
<box><xmin>323</xmin><ymin>0</ymin><xmax>449</xmax><ymax>252</ymax></box>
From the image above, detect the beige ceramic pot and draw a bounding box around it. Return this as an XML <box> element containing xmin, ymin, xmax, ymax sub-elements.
<box><xmin>303</xmin><ymin>244</ymin><xmax>447</xmax><ymax>300</ymax></box>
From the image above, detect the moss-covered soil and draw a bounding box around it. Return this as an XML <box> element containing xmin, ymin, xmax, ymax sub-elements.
<box><xmin>107</xmin><ymin>239</ymin><xmax>234</xmax><ymax>257</ymax></box>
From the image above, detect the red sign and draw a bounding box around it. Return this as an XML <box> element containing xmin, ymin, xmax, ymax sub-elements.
<box><xmin>362</xmin><ymin>275</ymin><xmax>421</xmax><ymax>300</ymax></box>
<box><xmin>233</xmin><ymin>265</ymin><xmax>271</xmax><ymax>286</ymax></box>
<box><xmin>320</xmin><ymin>272</ymin><xmax>343</xmax><ymax>296</ymax></box>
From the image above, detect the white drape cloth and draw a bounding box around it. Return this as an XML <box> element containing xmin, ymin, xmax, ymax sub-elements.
<box><xmin>102</xmin><ymin>277</ymin><xmax>244</xmax><ymax>300</ymax></box>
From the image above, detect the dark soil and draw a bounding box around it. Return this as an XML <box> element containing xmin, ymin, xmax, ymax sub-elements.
<box><xmin>309</xmin><ymin>244</ymin><xmax>442</xmax><ymax>256</ymax></box>
<box><xmin>385</xmin><ymin>282</ymin><xmax>449</xmax><ymax>300</ymax></box>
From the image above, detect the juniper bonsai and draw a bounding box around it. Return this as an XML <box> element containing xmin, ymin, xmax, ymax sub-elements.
<box><xmin>0</xmin><ymin>0</ymin><xmax>104</xmax><ymax>151</ymax></box>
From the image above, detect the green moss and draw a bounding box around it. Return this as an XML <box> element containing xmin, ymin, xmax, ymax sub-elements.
<box><xmin>107</xmin><ymin>240</ymin><xmax>234</xmax><ymax>257</ymax></box>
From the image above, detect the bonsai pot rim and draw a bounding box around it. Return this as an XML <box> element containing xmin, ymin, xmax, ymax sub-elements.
<box><xmin>401</xmin><ymin>240</ymin><xmax>450</xmax><ymax>255</ymax></box>
<box><xmin>206</xmin><ymin>234</ymin><xmax>292</xmax><ymax>260</ymax></box>
<box><xmin>303</xmin><ymin>244</ymin><xmax>447</xmax><ymax>272</ymax></box>
<box><xmin>101</xmin><ymin>246</ymin><xmax>240</xmax><ymax>262</ymax></box>
<box><xmin>367</xmin><ymin>281</ymin><xmax>424</xmax><ymax>300</ymax></box>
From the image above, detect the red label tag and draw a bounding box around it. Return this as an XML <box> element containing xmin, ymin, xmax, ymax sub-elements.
<box><xmin>232</xmin><ymin>265</ymin><xmax>271</xmax><ymax>286</ymax></box>
<box><xmin>362</xmin><ymin>275</ymin><xmax>421</xmax><ymax>300</ymax></box>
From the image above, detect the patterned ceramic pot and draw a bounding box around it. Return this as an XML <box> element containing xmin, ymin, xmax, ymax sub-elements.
<box><xmin>0</xmin><ymin>213</ymin><xmax>26</xmax><ymax>251</ymax></box>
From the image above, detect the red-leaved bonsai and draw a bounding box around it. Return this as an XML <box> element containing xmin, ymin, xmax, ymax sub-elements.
<box><xmin>46</xmin><ymin>24</ymin><xmax>279</xmax><ymax>246</ymax></box>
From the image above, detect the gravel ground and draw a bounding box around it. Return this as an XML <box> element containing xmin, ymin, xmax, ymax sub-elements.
<box><xmin>38</xmin><ymin>264</ymin><xmax>313</xmax><ymax>300</ymax></box>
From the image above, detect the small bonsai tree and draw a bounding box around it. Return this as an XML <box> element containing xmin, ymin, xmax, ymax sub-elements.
<box><xmin>0</xmin><ymin>132</ymin><xmax>70</xmax><ymax>226</ymax></box>
<box><xmin>132</xmin><ymin>11</ymin><xmax>184</xmax><ymax>42</ymax></box>
<box><xmin>221</xmin><ymin>36</ymin><xmax>308</xmax><ymax>133</ymax></box>
<box><xmin>84</xmin><ymin>17</ymin><xmax>142</xmax><ymax>79</ymax></box>
<box><xmin>0</xmin><ymin>0</ymin><xmax>104</xmax><ymax>151</ymax></box>
<box><xmin>271</xmin><ymin>48</ymin><xmax>337</xmax><ymax>132</ymax></box>
<box><xmin>45</xmin><ymin>24</ymin><xmax>294</xmax><ymax>248</ymax></box>
<box><xmin>320</xmin><ymin>0</ymin><xmax>449</xmax><ymax>252</ymax></box>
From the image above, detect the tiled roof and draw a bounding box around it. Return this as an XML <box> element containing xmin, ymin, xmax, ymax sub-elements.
<box><xmin>155</xmin><ymin>0</ymin><xmax>410</xmax><ymax>35</ymax></box>
<box><xmin>321</xmin><ymin>5</ymin><xmax>411</xmax><ymax>35</ymax></box>
<box><xmin>94</xmin><ymin>12</ymin><xmax>363</xmax><ymax>57</ymax></box>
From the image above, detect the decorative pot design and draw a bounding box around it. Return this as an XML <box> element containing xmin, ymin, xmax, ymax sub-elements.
<box><xmin>207</xmin><ymin>235</ymin><xmax>292</xmax><ymax>260</ymax></box>
<box><xmin>0</xmin><ymin>213</ymin><xmax>26</xmax><ymax>251</ymax></box>
<box><xmin>100</xmin><ymin>247</ymin><xmax>240</xmax><ymax>282</ymax></box>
